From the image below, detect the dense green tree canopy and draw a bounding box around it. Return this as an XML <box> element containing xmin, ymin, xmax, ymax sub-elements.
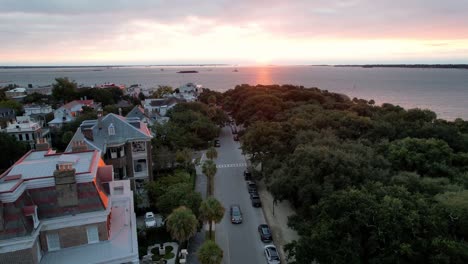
<box><xmin>221</xmin><ymin>84</ymin><xmax>468</xmax><ymax>263</ymax></box>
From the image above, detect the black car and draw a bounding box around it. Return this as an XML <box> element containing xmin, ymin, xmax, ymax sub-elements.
<box><xmin>214</xmin><ymin>139</ymin><xmax>220</xmax><ymax>147</ymax></box>
<box><xmin>250</xmin><ymin>193</ymin><xmax>261</xmax><ymax>207</ymax></box>
<box><xmin>258</xmin><ymin>224</ymin><xmax>273</xmax><ymax>242</ymax></box>
<box><xmin>231</xmin><ymin>125</ymin><xmax>238</xmax><ymax>134</ymax></box>
<box><xmin>244</xmin><ymin>170</ymin><xmax>252</xmax><ymax>181</ymax></box>
<box><xmin>247</xmin><ymin>181</ymin><xmax>257</xmax><ymax>194</ymax></box>
<box><xmin>233</xmin><ymin>134</ymin><xmax>239</xmax><ymax>141</ymax></box>
<box><xmin>230</xmin><ymin>205</ymin><xmax>243</xmax><ymax>224</ymax></box>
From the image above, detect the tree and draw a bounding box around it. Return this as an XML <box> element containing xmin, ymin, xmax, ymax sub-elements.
<box><xmin>0</xmin><ymin>132</ymin><xmax>28</xmax><ymax>172</ymax></box>
<box><xmin>387</xmin><ymin>137</ymin><xmax>454</xmax><ymax>177</ymax></box>
<box><xmin>175</xmin><ymin>148</ymin><xmax>193</xmax><ymax>169</ymax></box>
<box><xmin>152</xmin><ymin>85</ymin><xmax>173</xmax><ymax>98</ymax></box>
<box><xmin>197</xmin><ymin>240</ymin><xmax>223</xmax><ymax>264</ymax></box>
<box><xmin>199</xmin><ymin>197</ymin><xmax>225</xmax><ymax>240</ymax></box>
<box><xmin>202</xmin><ymin>160</ymin><xmax>217</xmax><ymax>196</ymax></box>
<box><xmin>206</xmin><ymin>147</ymin><xmax>217</xmax><ymax>160</ymax></box>
<box><xmin>52</xmin><ymin>77</ymin><xmax>78</xmax><ymax>102</ymax></box>
<box><xmin>166</xmin><ymin>206</ymin><xmax>198</xmax><ymax>246</ymax></box>
<box><xmin>0</xmin><ymin>100</ymin><xmax>23</xmax><ymax>114</ymax></box>
<box><xmin>287</xmin><ymin>184</ymin><xmax>459</xmax><ymax>264</ymax></box>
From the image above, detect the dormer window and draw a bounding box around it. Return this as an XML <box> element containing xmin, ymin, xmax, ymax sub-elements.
<box><xmin>23</xmin><ymin>205</ymin><xmax>40</xmax><ymax>229</ymax></box>
<box><xmin>108</xmin><ymin>123</ymin><xmax>115</xmax><ymax>136</ymax></box>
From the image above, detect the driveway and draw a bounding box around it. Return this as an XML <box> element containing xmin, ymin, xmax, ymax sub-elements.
<box><xmin>213</xmin><ymin>126</ymin><xmax>271</xmax><ymax>264</ymax></box>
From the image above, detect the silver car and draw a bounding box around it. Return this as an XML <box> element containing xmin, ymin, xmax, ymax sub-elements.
<box><xmin>264</xmin><ymin>245</ymin><xmax>280</xmax><ymax>264</ymax></box>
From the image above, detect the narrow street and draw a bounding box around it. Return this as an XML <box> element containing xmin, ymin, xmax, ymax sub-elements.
<box><xmin>213</xmin><ymin>126</ymin><xmax>270</xmax><ymax>264</ymax></box>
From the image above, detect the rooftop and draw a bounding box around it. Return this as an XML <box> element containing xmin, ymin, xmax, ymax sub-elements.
<box><xmin>40</xmin><ymin>181</ymin><xmax>139</xmax><ymax>264</ymax></box>
<box><xmin>66</xmin><ymin>113</ymin><xmax>152</xmax><ymax>153</ymax></box>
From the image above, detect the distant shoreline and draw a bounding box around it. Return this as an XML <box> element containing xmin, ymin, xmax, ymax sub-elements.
<box><xmin>333</xmin><ymin>64</ymin><xmax>468</xmax><ymax>69</ymax></box>
<box><xmin>0</xmin><ymin>64</ymin><xmax>228</xmax><ymax>69</ymax></box>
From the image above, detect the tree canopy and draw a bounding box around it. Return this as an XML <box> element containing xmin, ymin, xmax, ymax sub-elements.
<box><xmin>221</xmin><ymin>84</ymin><xmax>468</xmax><ymax>263</ymax></box>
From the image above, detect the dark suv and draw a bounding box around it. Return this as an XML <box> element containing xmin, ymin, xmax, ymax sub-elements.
<box><xmin>247</xmin><ymin>181</ymin><xmax>257</xmax><ymax>194</ymax></box>
<box><xmin>258</xmin><ymin>224</ymin><xmax>273</xmax><ymax>242</ymax></box>
<box><xmin>244</xmin><ymin>170</ymin><xmax>252</xmax><ymax>181</ymax></box>
<box><xmin>250</xmin><ymin>193</ymin><xmax>261</xmax><ymax>207</ymax></box>
<box><xmin>214</xmin><ymin>139</ymin><xmax>220</xmax><ymax>147</ymax></box>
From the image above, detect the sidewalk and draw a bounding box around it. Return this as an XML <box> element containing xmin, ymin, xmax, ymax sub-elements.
<box><xmin>257</xmin><ymin>180</ymin><xmax>299</xmax><ymax>264</ymax></box>
<box><xmin>187</xmin><ymin>151</ymin><xmax>207</xmax><ymax>264</ymax></box>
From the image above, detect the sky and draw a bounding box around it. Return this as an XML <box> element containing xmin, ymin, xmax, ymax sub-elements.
<box><xmin>1</xmin><ymin>0</ymin><xmax>468</xmax><ymax>65</ymax></box>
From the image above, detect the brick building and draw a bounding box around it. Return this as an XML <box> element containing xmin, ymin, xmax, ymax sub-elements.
<box><xmin>0</xmin><ymin>142</ymin><xmax>139</xmax><ymax>263</ymax></box>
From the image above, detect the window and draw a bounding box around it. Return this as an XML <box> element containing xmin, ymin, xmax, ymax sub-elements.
<box><xmin>110</xmin><ymin>148</ymin><xmax>117</xmax><ymax>159</ymax></box>
<box><xmin>32</xmin><ymin>206</ymin><xmax>40</xmax><ymax>229</ymax></box>
<box><xmin>86</xmin><ymin>225</ymin><xmax>99</xmax><ymax>244</ymax></box>
<box><xmin>132</xmin><ymin>141</ymin><xmax>146</xmax><ymax>152</ymax></box>
<box><xmin>26</xmin><ymin>133</ymin><xmax>30</xmax><ymax>140</ymax></box>
<box><xmin>46</xmin><ymin>232</ymin><xmax>60</xmax><ymax>251</ymax></box>
<box><xmin>108</xmin><ymin>123</ymin><xmax>115</xmax><ymax>136</ymax></box>
<box><xmin>19</xmin><ymin>134</ymin><xmax>23</xmax><ymax>141</ymax></box>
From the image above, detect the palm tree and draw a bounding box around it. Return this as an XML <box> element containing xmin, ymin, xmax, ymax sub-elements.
<box><xmin>202</xmin><ymin>160</ymin><xmax>217</xmax><ymax>196</ymax></box>
<box><xmin>206</xmin><ymin>147</ymin><xmax>218</xmax><ymax>160</ymax></box>
<box><xmin>199</xmin><ymin>197</ymin><xmax>225</xmax><ymax>240</ymax></box>
<box><xmin>197</xmin><ymin>240</ymin><xmax>223</xmax><ymax>264</ymax></box>
<box><xmin>166</xmin><ymin>206</ymin><xmax>198</xmax><ymax>247</ymax></box>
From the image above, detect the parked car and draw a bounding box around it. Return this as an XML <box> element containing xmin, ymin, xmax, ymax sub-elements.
<box><xmin>233</xmin><ymin>134</ymin><xmax>239</xmax><ymax>141</ymax></box>
<box><xmin>244</xmin><ymin>170</ymin><xmax>252</xmax><ymax>181</ymax></box>
<box><xmin>247</xmin><ymin>181</ymin><xmax>257</xmax><ymax>194</ymax></box>
<box><xmin>145</xmin><ymin>212</ymin><xmax>156</xmax><ymax>228</ymax></box>
<box><xmin>258</xmin><ymin>224</ymin><xmax>273</xmax><ymax>242</ymax></box>
<box><xmin>214</xmin><ymin>139</ymin><xmax>220</xmax><ymax>147</ymax></box>
<box><xmin>230</xmin><ymin>205</ymin><xmax>243</xmax><ymax>224</ymax></box>
<box><xmin>231</xmin><ymin>125</ymin><xmax>238</xmax><ymax>134</ymax></box>
<box><xmin>250</xmin><ymin>193</ymin><xmax>261</xmax><ymax>207</ymax></box>
<box><xmin>264</xmin><ymin>245</ymin><xmax>281</xmax><ymax>264</ymax></box>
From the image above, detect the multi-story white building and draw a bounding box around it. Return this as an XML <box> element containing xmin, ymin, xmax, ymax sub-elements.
<box><xmin>24</xmin><ymin>105</ymin><xmax>53</xmax><ymax>116</ymax></box>
<box><xmin>0</xmin><ymin>142</ymin><xmax>139</xmax><ymax>263</ymax></box>
<box><xmin>3</xmin><ymin>115</ymin><xmax>50</xmax><ymax>149</ymax></box>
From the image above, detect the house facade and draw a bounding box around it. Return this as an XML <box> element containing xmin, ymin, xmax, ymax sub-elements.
<box><xmin>173</xmin><ymin>83</ymin><xmax>201</xmax><ymax>102</ymax></box>
<box><xmin>48</xmin><ymin>100</ymin><xmax>99</xmax><ymax>128</ymax></box>
<box><xmin>66</xmin><ymin>113</ymin><xmax>153</xmax><ymax>187</ymax></box>
<box><xmin>0</xmin><ymin>108</ymin><xmax>16</xmax><ymax>128</ymax></box>
<box><xmin>24</xmin><ymin>105</ymin><xmax>53</xmax><ymax>116</ymax></box>
<box><xmin>142</xmin><ymin>97</ymin><xmax>182</xmax><ymax>117</ymax></box>
<box><xmin>5</xmin><ymin>87</ymin><xmax>27</xmax><ymax>101</ymax></box>
<box><xmin>0</xmin><ymin>143</ymin><xmax>139</xmax><ymax>263</ymax></box>
<box><xmin>2</xmin><ymin>115</ymin><xmax>50</xmax><ymax>149</ymax></box>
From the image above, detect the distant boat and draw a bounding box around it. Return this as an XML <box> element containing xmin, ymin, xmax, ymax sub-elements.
<box><xmin>233</xmin><ymin>69</ymin><xmax>239</xmax><ymax>72</ymax></box>
<box><xmin>160</xmin><ymin>68</ymin><xmax>164</xmax><ymax>71</ymax></box>
<box><xmin>177</xmin><ymin>70</ymin><xmax>198</xmax><ymax>73</ymax></box>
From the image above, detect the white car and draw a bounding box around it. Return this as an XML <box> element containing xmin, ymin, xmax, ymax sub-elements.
<box><xmin>264</xmin><ymin>245</ymin><xmax>281</xmax><ymax>264</ymax></box>
<box><xmin>145</xmin><ymin>212</ymin><xmax>156</xmax><ymax>228</ymax></box>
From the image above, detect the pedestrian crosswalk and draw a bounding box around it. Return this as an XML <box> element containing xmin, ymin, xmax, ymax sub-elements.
<box><xmin>216</xmin><ymin>163</ymin><xmax>247</xmax><ymax>169</ymax></box>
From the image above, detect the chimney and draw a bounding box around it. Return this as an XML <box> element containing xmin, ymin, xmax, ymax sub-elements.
<box><xmin>118</xmin><ymin>107</ymin><xmax>122</xmax><ymax>116</ymax></box>
<box><xmin>71</xmin><ymin>140</ymin><xmax>88</xmax><ymax>152</ymax></box>
<box><xmin>35</xmin><ymin>138</ymin><xmax>49</xmax><ymax>151</ymax></box>
<box><xmin>82</xmin><ymin>127</ymin><xmax>94</xmax><ymax>141</ymax></box>
<box><xmin>97</xmin><ymin>108</ymin><xmax>103</xmax><ymax>130</ymax></box>
<box><xmin>54</xmin><ymin>163</ymin><xmax>78</xmax><ymax>207</ymax></box>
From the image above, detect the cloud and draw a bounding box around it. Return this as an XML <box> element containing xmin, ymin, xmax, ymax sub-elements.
<box><xmin>1</xmin><ymin>0</ymin><xmax>468</xmax><ymax>64</ymax></box>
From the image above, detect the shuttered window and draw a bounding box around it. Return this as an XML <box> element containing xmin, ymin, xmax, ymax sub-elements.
<box><xmin>46</xmin><ymin>232</ymin><xmax>60</xmax><ymax>251</ymax></box>
<box><xmin>87</xmin><ymin>225</ymin><xmax>99</xmax><ymax>244</ymax></box>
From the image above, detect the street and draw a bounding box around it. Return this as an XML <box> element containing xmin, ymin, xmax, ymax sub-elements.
<box><xmin>213</xmin><ymin>125</ymin><xmax>270</xmax><ymax>264</ymax></box>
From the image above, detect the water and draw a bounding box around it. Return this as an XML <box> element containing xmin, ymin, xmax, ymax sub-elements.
<box><xmin>1</xmin><ymin>65</ymin><xmax>467</xmax><ymax>120</ymax></box>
